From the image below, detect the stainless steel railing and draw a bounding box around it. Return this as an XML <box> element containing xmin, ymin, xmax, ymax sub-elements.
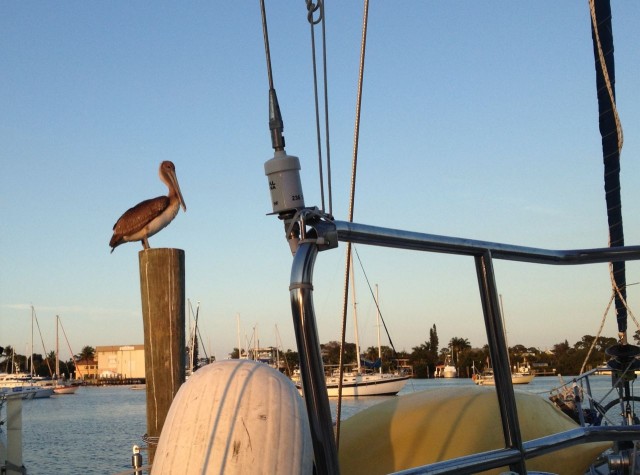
<box><xmin>289</xmin><ymin>216</ymin><xmax>640</xmax><ymax>474</ymax></box>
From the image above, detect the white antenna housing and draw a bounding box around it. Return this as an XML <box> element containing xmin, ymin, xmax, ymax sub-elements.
<box><xmin>264</xmin><ymin>150</ymin><xmax>305</xmax><ymax>215</ymax></box>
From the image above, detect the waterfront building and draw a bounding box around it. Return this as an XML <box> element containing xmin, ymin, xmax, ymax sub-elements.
<box><xmin>96</xmin><ymin>345</ymin><xmax>145</xmax><ymax>379</ymax></box>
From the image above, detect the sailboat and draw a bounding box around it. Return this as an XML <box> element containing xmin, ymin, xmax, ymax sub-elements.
<box><xmin>0</xmin><ymin>307</ymin><xmax>53</xmax><ymax>399</ymax></box>
<box><xmin>32</xmin><ymin>315</ymin><xmax>80</xmax><ymax>394</ymax></box>
<box><xmin>474</xmin><ymin>296</ymin><xmax>535</xmax><ymax>386</ymax></box>
<box><xmin>473</xmin><ymin>366</ymin><xmax>535</xmax><ymax>386</ymax></box>
<box><xmin>320</xmin><ymin>269</ymin><xmax>410</xmax><ymax>397</ymax></box>
<box><xmin>51</xmin><ymin>316</ymin><xmax>79</xmax><ymax>394</ymax></box>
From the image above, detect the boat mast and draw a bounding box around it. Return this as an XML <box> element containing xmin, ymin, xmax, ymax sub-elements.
<box><xmin>187</xmin><ymin>299</ymin><xmax>194</xmax><ymax>373</ymax></box>
<box><xmin>350</xmin><ymin>256</ymin><xmax>361</xmax><ymax>372</ymax></box>
<box><xmin>30</xmin><ymin>306</ymin><xmax>34</xmax><ymax>377</ymax></box>
<box><xmin>58</xmin><ymin>315</ymin><xmax>82</xmax><ymax>379</ymax></box>
<box><xmin>56</xmin><ymin>315</ymin><xmax>60</xmax><ymax>378</ymax></box>
<box><xmin>189</xmin><ymin>301</ymin><xmax>200</xmax><ymax>372</ymax></box>
<box><xmin>255</xmin><ymin>325</ymin><xmax>259</xmax><ymax>361</ymax></box>
<box><xmin>275</xmin><ymin>325</ymin><xmax>280</xmax><ymax>371</ymax></box>
<box><xmin>375</xmin><ymin>284</ymin><xmax>382</xmax><ymax>374</ymax></box>
<box><xmin>590</xmin><ymin>0</ymin><xmax>627</xmax><ymax>342</ymax></box>
<box><xmin>499</xmin><ymin>294</ymin><xmax>512</xmax><ymax>371</ymax></box>
<box><xmin>236</xmin><ymin>313</ymin><xmax>242</xmax><ymax>359</ymax></box>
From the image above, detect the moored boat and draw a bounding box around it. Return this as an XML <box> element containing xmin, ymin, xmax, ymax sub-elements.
<box><xmin>53</xmin><ymin>382</ymin><xmax>79</xmax><ymax>395</ymax></box>
<box><xmin>473</xmin><ymin>368</ymin><xmax>535</xmax><ymax>386</ymax></box>
<box><xmin>323</xmin><ymin>370</ymin><xmax>410</xmax><ymax>397</ymax></box>
<box><xmin>442</xmin><ymin>364</ymin><xmax>457</xmax><ymax>378</ymax></box>
<box><xmin>49</xmin><ymin>315</ymin><xmax>80</xmax><ymax>395</ymax></box>
<box><xmin>0</xmin><ymin>373</ymin><xmax>53</xmax><ymax>399</ymax></box>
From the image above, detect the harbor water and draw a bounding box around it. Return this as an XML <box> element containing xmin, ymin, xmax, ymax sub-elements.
<box><xmin>1</xmin><ymin>375</ymin><xmax>625</xmax><ymax>474</ymax></box>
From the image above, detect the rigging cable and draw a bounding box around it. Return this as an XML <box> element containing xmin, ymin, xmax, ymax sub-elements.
<box><xmin>352</xmin><ymin>245</ymin><xmax>399</xmax><ymax>355</ymax></box>
<box><xmin>336</xmin><ymin>0</ymin><xmax>370</xmax><ymax>448</ymax></box>
<box><xmin>32</xmin><ymin>306</ymin><xmax>54</xmax><ymax>377</ymax></box>
<box><xmin>579</xmin><ymin>293</ymin><xmax>615</xmax><ymax>375</ymax></box>
<box><xmin>58</xmin><ymin>315</ymin><xmax>83</xmax><ymax>378</ymax></box>
<box><xmin>579</xmin><ymin>282</ymin><xmax>640</xmax><ymax>375</ymax></box>
<box><xmin>306</xmin><ymin>0</ymin><xmax>333</xmax><ymax>216</ymax></box>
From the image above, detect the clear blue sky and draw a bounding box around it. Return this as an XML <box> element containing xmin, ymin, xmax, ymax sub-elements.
<box><xmin>2</xmin><ymin>3</ymin><xmax>639</xmax><ymax>362</ymax></box>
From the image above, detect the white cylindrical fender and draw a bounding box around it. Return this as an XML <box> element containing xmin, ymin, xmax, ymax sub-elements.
<box><xmin>152</xmin><ymin>359</ymin><xmax>313</xmax><ymax>475</ymax></box>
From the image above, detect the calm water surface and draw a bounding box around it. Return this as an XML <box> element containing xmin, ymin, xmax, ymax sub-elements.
<box><xmin>1</xmin><ymin>375</ymin><xmax>625</xmax><ymax>474</ymax></box>
<box><xmin>12</xmin><ymin>386</ymin><xmax>146</xmax><ymax>475</ymax></box>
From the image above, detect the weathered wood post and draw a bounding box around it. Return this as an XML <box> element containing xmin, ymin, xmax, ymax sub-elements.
<box><xmin>139</xmin><ymin>248</ymin><xmax>185</xmax><ymax>463</ymax></box>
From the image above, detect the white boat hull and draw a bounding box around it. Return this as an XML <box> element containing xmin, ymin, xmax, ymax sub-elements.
<box><xmin>53</xmin><ymin>385</ymin><xmax>78</xmax><ymax>395</ymax></box>
<box><xmin>442</xmin><ymin>365</ymin><xmax>457</xmax><ymax>378</ymax></box>
<box><xmin>1</xmin><ymin>387</ymin><xmax>33</xmax><ymax>400</ymax></box>
<box><xmin>32</xmin><ymin>387</ymin><xmax>54</xmax><ymax>398</ymax></box>
<box><xmin>1</xmin><ymin>373</ymin><xmax>53</xmax><ymax>398</ymax></box>
<box><xmin>324</xmin><ymin>373</ymin><xmax>410</xmax><ymax>397</ymax></box>
<box><xmin>474</xmin><ymin>372</ymin><xmax>535</xmax><ymax>385</ymax></box>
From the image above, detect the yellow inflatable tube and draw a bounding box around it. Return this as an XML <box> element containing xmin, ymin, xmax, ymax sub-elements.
<box><xmin>339</xmin><ymin>386</ymin><xmax>609</xmax><ymax>475</ymax></box>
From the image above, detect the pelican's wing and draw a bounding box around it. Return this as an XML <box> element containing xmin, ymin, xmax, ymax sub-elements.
<box><xmin>110</xmin><ymin>196</ymin><xmax>169</xmax><ymax>245</ymax></box>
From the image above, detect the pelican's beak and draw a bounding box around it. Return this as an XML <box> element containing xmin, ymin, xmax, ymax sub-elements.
<box><xmin>169</xmin><ymin>170</ymin><xmax>187</xmax><ymax>212</ymax></box>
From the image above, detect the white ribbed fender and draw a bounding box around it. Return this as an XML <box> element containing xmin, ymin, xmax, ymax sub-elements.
<box><xmin>152</xmin><ymin>359</ymin><xmax>313</xmax><ymax>475</ymax></box>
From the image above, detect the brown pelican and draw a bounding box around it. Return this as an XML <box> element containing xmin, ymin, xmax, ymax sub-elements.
<box><xmin>110</xmin><ymin>161</ymin><xmax>186</xmax><ymax>252</ymax></box>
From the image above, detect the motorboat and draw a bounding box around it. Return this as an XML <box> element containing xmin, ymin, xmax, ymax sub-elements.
<box><xmin>0</xmin><ymin>373</ymin><xmax>53</xmax><ymax>399</ymax></box>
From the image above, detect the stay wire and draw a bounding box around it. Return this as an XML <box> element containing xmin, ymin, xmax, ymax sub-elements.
<box><xmin>307</xmin><ymin>0</ymin><xmax>327</xmax><ymax>212</ymax></box>
<box><xmin>352</xmin><ymin>245</ymin><xmax>399</xmax><ymax>356</ymax></box>
<box><xmin>336</xmin><ymin>0</ymin><xmax>370</xmax><ymax>449</ymax></box>
<box><xmin>306</xmin><ymin>1</ymin><xmax>333</xmax><ymax>216</ymax></box>
<box><xmin>321</xmin><ymin>4</ymin><xmax>333</xmax><ymax>216</ymax></box>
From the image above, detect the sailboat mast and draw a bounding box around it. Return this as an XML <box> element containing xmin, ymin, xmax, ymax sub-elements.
<box><xmin>236</xmin><ymin>313</ymin><xmax>242</xmax><ymax>359</ymax></box>
<box><xmin>30</xmin><ymin>306</ymin><xmax>34</xmax><ymax>377</ymax></box>
<box><xmin>375</xmin><ymin>284</ymin><xmax>382</xmax><ymax>374</ymax></box>
<box><xmin>187</xmin><ymin>300</ymin><xmax>194</xmax><ymax>373</ymax></box>
<box><xmin>275</xmin><ymin>325</ymin><xmax>280</xmax><ymax>371</ymax></box>
<box><xmin>58</xmin><ymin>316</ymin><xmax>82</xmax><ymax>379</ymax></box>
<box><xmin>350</xmin><ymin>257</ymin><xmax>361</xmax><ymax>372</ymax></box>
<box><xmin>499</xmin><ymin>294</ymin><xmax>512</xmax><ymax>371</ymax></box>
<box><xmin>56</xmin><ymin>315</ymin><xmax>60</xmax><ymax>378</ymax></box>
<box><xmin>255</xmin><ymin>325</ymin><xmax>259</xmax><ymax>361</ymax></box>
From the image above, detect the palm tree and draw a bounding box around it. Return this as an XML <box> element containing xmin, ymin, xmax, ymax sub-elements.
<box><xmin>449</xmin><ymin>337</ymin><xmax>471</xmax><ymax>363</ymax></box>
<box><xmin>0</xmin><ymin>345</ymin><xmax>13</xmax><ymax>372</ymax></box>
<box><xmin>74</xmin><ymin>346</ymin><xmax>96</xmax><ymax>380</ymax></box>
<box><xmin>77</xmin><ymin>346</ymin><xmax>95</xmax><ymax>365</ymax></box>
<box><xmin>45</xmin><ymin>350</ymin><xmax>56</xmax><ymax>377</ymax></box>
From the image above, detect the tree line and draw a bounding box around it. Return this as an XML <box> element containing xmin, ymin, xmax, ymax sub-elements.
<box><xmin>240</xmin><ymin>324</ymin><xmax>632</xmax><ymax>378</ymax></box>
<box><xmin>3</xmin><ymin>324</ymin><xmax>637</xmax><ymax>378</ymax></box>
<box><xmin>0</xmin><ymin>344</ymin><xmax>95</xmax><ymax>378</ymax></box>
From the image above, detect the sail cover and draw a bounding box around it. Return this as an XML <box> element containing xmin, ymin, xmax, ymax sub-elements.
<box><xmin>590</xmin><ymin>0</ymin><xmax>627</xmax><ymax>335</ymax></box>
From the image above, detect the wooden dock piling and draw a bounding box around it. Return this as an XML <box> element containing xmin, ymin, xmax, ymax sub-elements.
<box><xmin>139</xmin><ymin>248</ymin><xmax>186</xmax><ymax>463</ymax></box>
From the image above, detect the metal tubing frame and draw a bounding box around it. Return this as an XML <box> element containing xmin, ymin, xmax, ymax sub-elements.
<box><xmin>289</xmin><ymin>218</ymin><xmax>640</xmax><ymax>474</ymax></box>
<box><xmin>475</xmin><ymin>251</ymin><xmax>526</xmax><ymax>474</ymax></box>
<box><xmin>290</xmin><ymin>241</ymin><xmax>340</xmax><ymax>474</ymax></box>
